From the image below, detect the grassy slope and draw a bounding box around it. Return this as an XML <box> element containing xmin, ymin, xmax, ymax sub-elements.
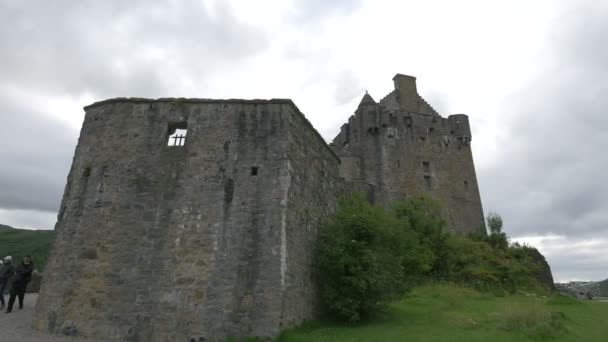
<box><xmin>280</xmin><ymin>285</ymin><xmax>608</xmax><ymax>342</ymax></box>
<box><xmin>0</xmin><ymin>224</ymin><xmax>54</xmax><ymax>271</ymax></box>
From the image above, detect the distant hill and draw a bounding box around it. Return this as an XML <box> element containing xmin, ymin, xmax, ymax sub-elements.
<box><xmin>0</xmin><ymin>224</ymin><xmax>54</xmax><ymax>271</ymax></box>
<box><xmin>580</xmin><ymin>279</ymin><xmax>608</xmax><ymax>297</ymax></box>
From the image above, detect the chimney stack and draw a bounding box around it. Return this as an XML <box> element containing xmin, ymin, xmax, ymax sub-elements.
<box><xmin>392</xmin><ymin>74</ymin><xmax>419</xmax><ymax>112</ymax></box>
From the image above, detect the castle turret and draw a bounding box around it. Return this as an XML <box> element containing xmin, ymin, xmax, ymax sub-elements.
<box><xmin>449</xmin><ymin>114</ymin><xmax>472</xmax><ymax>144</ymax></box>
<box><xmin>358</xmin><ymin>91</ymin><xmax>377</xmax><ymax>107</ymax></box>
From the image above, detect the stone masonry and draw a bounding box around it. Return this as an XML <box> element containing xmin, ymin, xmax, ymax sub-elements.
<box><xmin>33</xmin><ymin>99</ymin><xmax>346</xmax><ymax>341</ymax></box>
<box><xmin>34</xmin><ymin>74</ymin><xmax>485</xmax><ymax>341</ymax></box>
<box><xmin>330</xmin><ymin>74</ymin><xmax>485</xmax><ymax>234</ymax></box>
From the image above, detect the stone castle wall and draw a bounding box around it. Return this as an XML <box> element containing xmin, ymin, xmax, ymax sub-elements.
<box><xmin>331</xmin><ymin>75</ymin><xmax>485</xmax><ymax>234</ymax></box>
<box><xmin>33</xmin><ymin>99</ymin><xmax>346</xmax><ymax>341</ymax></box>
<box><xmin>35</xmin><ymin>74</ymin><xmax>486</xmax><ymax>340</ymax></box>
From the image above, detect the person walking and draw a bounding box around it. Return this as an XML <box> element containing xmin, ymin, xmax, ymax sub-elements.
<box><xmin>5</xmin><ymin>255</ymin><xmax>34</xmax><ymax>313</ymax></box>
<box><xmin>0</xmin><ymin>256</ymin><xmax>15</xmax><ymax>310</ymax></box>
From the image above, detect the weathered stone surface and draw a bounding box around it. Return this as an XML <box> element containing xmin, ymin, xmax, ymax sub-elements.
<box><xmin>330</xmin><ymin>74</ymin><xmax>486</xmax><ymax>234</ymax></box>
<box><xmin>26</xmin><ymin>270</ymin><xmax>42</xmax><ymax>293</ymax></box>
<box><xmin>35</xmin><ymin>74</ymin><xmax>487</xmax><ymax>341</ymax></box>
<box><xmin>34</xmin><ymin>100</ymin><xmax>346</xmax><ymax>341</ymax></box>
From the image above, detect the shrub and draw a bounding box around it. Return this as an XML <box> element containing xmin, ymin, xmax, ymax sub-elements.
<box><xmin>315</xmin><ymin>193</ymin><xmax>430</xmax><ymax>322</ymax></box>
<box><xmin>315</xmin><ymin>194</ymin><xmax>551</xmax><ymax>322</ymax></box>
<box><xmin>392</xmin><ymin>197</ymin><xmax>448</xmax><ymax>276</ymax></box>
<box><xmin>435</xmin><ymin>232</ymin><xmax>545</xmax><ymax>294</ymax></box>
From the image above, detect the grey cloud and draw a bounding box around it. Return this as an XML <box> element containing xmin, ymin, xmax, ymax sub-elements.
<box><xmin>424</xmin><ymin>91</ymin><xmax>449</xmax><ymax>115</ymax></box>
<box><xmin>480</xmin><ymin>1</ymin><xmax>608</xmax><ymax>239</ymax></box>
<box><xmin>0</xmin><ymin>209</ymin><xmax>58</xmax><ymax>230</ymax></box>
<box><xmin>0</xmin><ymin>0</ymin><xmax>269</xmax><ymax>217</ymax></box>
<box><xmin>0</xmin><ymin>0</ymin><xmax>268</xmax><ymax>99</ymax></box>
<box><xmin>291</xmin><ymin>0</ymin><xmax>362</xmax><ymax>23</ymax></box>
<box><xmin>333</xmin><ymin>70</ymin><xmax>364</xmax><ymax>105</ymax></box>
<box><xmin>530</xmin><ymin>235</ymin><xmax>608</xmax><ymax>281</ymax></box>
<box><xmin>0</xmin><ymin>95</ymin><xmax>77</xmax><ymax>212</ymax></box>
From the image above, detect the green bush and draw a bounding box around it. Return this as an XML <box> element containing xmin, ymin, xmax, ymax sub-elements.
<box><xmin>436</xmin><ymin>233</ymin><xmax>545</xmax><ymax>294</ymax></box>
<box><xmin>315</xmin><ymin>194</ymin><xmax>430</xmax><ymax>322</ymax></box>
<box><xmin>315</xmin><ymin>194</ymin><xmax>551</xmax><ymax>322</ymax></box>
<box><xmin>392</xmin><ymin>197</ymin><xmax>448</xmax><ymax>276</ymax></box>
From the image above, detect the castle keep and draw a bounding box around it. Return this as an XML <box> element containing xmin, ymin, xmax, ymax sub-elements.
<box><xmin>34</xmin><ymin>75</ymin><xmax>484</xmax><ymax>341</ymax></box>
<box><xmin>330</xmin><ymin>74</ymin><xmax>485</xmax><ymax>233</ymax></box>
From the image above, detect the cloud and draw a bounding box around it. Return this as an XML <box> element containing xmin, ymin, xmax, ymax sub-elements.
<box><xmin>480</xmin><ymin>1</ymin><xmax>608</xmax><ymax>242</ymax></box>
<box><xmin>0</xmin><ymin>0</ymin><xmax>270</xmax><ymax>219</ymax></box>
<box><xmin>0</xmin><ymin>93</ymin><xmax>76</xmax><ymax>212</ymax></box>
<box><xmin>514</xmin><ymin>234</ymin><xmax>608</xmax><ymax>282</ymax></box>
<box><xmin>0</xmin><ymin>0</ymin><xmax>269</xmax><ymax>99</ymax></box>
<box><xmin>333</xmin><ymin>70</ymin><xmax>364</xmax><ymax>105</ymax></box>
<box><xmin>0</xmin><ymin>0</ymin><xmax>606</xmax><ymax>282</ymax></box>
<box><xmin>0</xmin><ymin>209</ymin><xmax>57</xmax><ymax>230</ymax></box>
<box><xmin>290</xmin><ymin>0</ymin><xmax>363</xmax><ymax>23</ymax></box>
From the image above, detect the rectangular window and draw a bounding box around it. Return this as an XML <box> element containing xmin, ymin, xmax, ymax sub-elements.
<box><xmin>424</xmin><ymin>175</ymin><xmax>432</xmax><ymax>189</ymax></box>
<box><xmin>404</xmin><ymin>117</ymin><xmax>413</xmax><ymax>128</ymax></box>
<box><xmin>390</xmin><ymin>113</ymin><xmax>397</xmax><ymax>125</ymax></box>
<box><xmin>422</xmin><ymin>161</ymin><xmax>430</xmax><ymax>173</ymax></box>
<box><xmin>167</xmin><ymin>122</ymin><xmax>187</xmax><ymax>147</ymax></box>
<box><xmin>251</xmin><ymin>167</ymin><xmax>259</xmax><ymax>176</ymax></box>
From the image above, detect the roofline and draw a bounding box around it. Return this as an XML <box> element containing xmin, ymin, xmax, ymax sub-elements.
<box><xmin>83</xmin><ymin>97</ymin><xmax>298</xmax><ymax>110</ymax></box>
<box><xmin>83</xmin><ymin>97</ymin><xmax>341</xmax><ymax>163</ymax></box>
<box><xmin>392</xmin><ymin>73</ymin><xmax>417</xmax><ymax>80</ymax></box>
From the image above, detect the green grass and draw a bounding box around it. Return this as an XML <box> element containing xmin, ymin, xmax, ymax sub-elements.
<box><xmin>280</xmin><ymin>284</ymin><xmax>608</xmax><ymax>341</ymax></box>
<box><xmin>0</xmin><ymin>224</ymin><xmax>54</xmax><ymax>271</ymax></box>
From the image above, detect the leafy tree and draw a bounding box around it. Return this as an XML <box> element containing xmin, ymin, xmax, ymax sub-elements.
<box><xmin>315</xmin><ymin>193</ymin><xmax>429</xmax><ymax>322</ymax></box>
<box><xmin>393</xmin><ymin>197</ymin><xmax>446</xmax><ymax>276</ymax></box>
<box><xmin>487</xmin><ymin>211</ymin><xmax>503</xmax><ymax>235</ymax></box>
<box><xmin>486</xmin><ymin>212</ymin><xmax>508</xmax><ymax>250</ymax></box>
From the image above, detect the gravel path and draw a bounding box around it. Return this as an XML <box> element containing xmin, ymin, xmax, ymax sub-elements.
<box><xmin>0</xmin><ymin>294</ymin><xmax>103</xmax><ymax>342</ymax></box>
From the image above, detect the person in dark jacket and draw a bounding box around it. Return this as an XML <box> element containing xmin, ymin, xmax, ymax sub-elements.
<box><xmin>5</xmin><ymin>255</ymin><xmax>34</xmax><ymax>313</ymax></box>
<box><xmin>0</xmin><ymin>256</ymin><xmax>15</xmax><ymax>310</ymax></box>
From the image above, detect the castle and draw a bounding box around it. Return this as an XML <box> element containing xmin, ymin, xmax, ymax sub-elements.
<box><xmin>331</xmin><ymin>74</ymin><xmax>484</xmax><ymax>234</ymax></box>
<box><xmin>34</xmin><ymin>74</ymin><xmax>484</xmax><ymax>341</ymax></box>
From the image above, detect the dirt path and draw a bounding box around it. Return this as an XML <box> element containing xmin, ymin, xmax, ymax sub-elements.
<box><xmin>0</xmin><ymin>294</ymin><xmax>103</xmax><ymax>342</ymax></box>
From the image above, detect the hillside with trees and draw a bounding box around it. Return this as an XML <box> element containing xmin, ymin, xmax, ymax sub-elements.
<box><xmin>0</xmin><ymin>224</ymin><xmax>54</xmax><ymax>271</ymax></box>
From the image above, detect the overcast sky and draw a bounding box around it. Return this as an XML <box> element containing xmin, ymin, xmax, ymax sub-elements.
<box><xmin>1</xmin><ymin>0</ymin><xmax>606</xmax><ymax>282</ymax></box>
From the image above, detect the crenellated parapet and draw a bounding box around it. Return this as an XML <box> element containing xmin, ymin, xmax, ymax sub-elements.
<box><xmin>331</xmin><ymin>74</ymin><xmax>485</xmax><ymax>235</ymax></box>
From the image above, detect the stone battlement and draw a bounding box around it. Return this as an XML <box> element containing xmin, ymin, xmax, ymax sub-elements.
<box><xmin>330</xmin><ymin>75</ymin><xmax>484</xmax><ymax>234</ymax></box>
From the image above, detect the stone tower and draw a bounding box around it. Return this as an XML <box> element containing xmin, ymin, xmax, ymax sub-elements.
<box><xmin>33</xmin><ymin>98</ymin><xmax>346</xmax><ymax>341</ymax></box>
<box><xmin>330</xmin><ymin>74</ymin><xmax>485</xmax><ymax>234</ymax></box>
